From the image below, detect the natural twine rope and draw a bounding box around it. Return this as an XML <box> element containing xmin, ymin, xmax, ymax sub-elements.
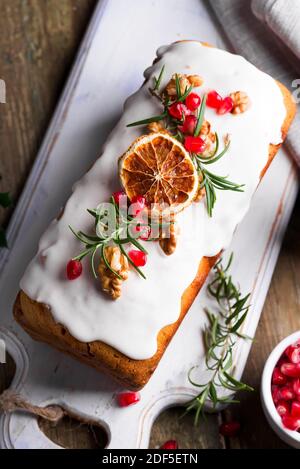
<box><xmin>0</xmin><ymin>390</ymin><xmax>65</xmax><ymax>423</ymax></box>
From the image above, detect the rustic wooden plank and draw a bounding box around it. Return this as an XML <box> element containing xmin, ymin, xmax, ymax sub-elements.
<box><xmin>223</xmin><ymin>196</ymin><xmax>300</xmax><ymax>449</ymax></box>
<box><xmin>0</xmin><ymin>0</ymin><xmax>96</xmax><ymax>228</ymax></box>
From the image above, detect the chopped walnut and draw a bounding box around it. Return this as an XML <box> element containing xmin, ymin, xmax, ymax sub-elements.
<box><xmin>230</xmin><ymin>91</ymin><xmax>249</xmax><ymax>115</ymax></box>
<box><xmin>164</xmin><ymin>73</ymin><xmax>203</xmax><ymax>98</ymax></box>
<box><xmin>159</xmin><ymin>217</ymin><xmax>179</xmax><ymax>256</ymax></box>
<box><xmin>200</xmin><ymin>120</ymin><xmax>216</xmax><ymax>154</ymax></box>
<box><xmin>187</xmin><ymin>74</ymin><xmax>204</xmax><ymax>87</ymax></box>
<box><xmin>194</xmin><ymin>186</ymin><xmax>206</xmax><ymax>203</ymax></box>
<box><xmin>147</xmin><ymin>121</ymin><xmax>166</xmax><ymax>133</ymax></box>
<box><xmin>98</xmin><ymin>246</ymin><xmax>129</xmax><ymax>300</ymax></box>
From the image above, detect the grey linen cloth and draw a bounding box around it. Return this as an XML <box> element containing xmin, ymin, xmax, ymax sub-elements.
<box><xmin>252</xmin><ymin>0</ymin><xmax>300</xmax><ymax>60</ymax></box>
<box><xmin>207</xmin><ymin>0</ymin><xmax>300</xmax><ymax>166</ymax></box>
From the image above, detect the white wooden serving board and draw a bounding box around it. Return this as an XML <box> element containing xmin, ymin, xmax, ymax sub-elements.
<box><xmin>0</xmin><ymin>0</ymin><xmax>298</xmax><ymax>449</ymax></box>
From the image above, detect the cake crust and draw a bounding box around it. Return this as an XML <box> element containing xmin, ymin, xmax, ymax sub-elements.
<box><xmin>14</xmin><ymin>47</ymin><xmax>296</xmax><ymax>390</ymax></box>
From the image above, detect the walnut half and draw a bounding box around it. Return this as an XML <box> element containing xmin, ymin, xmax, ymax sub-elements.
<box><xmin>159</xmin><ymin>217</ymin><xmax>180</xmax><ymax>256</ymax></box>
<box><xmin>164</xmin><ymin>73</ymin><xmax>203</xmax><ymax>98</ymax></box>
<box><xmin>230</xmin><ymin>91</ymin><xmax>249</xmax><ymax>115</ymax></box>
<box><xmin>98</xmin><ymin>246</ymin><xmax>129</xmax><ymax>300</ymax></box>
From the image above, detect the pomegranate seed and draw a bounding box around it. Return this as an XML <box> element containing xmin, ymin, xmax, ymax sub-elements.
<box><xmin>66</xmin><ymin>259</ymin><xmax>82</xmax><ymax>280</ymax></box>
<box><xmin>130</xmin><ymin>195</ymin><xmax>146</xmax><ymax>217</ymax></box>
<box><xmin>132</xmin><ymin>224</ymin><xmax>151</xmax><ymax>240</ymax></box>
<box><xmin>282</xmin><ymin>416</ymin><xmax>300</xmax><ymax>431</ymax></box>
<box><xmin>184</xmin><ymin>136</ymin><xmax>206</xmax><ymax>154</ymax></box>
<box><xmin>117</xmin><ymin>392</ymin><xmax>140</xmax><ymax>407</ymax></box>
<box><xmin>272</xmin><ymin>367</ymin><xmax>287</xmax><ymax>386</ymax></box>
<box><xmin>178</xmin><ymin>115</ymin><xmax>197</xmax><ymax>135</ymax></box>
<box><xmin>128</xmin><ymin>249</ymin><xmax>147</xmax><ymax>267</ymax></box>
<box><xmin>207</xmin><ymin>90</ymin><xmax>223</xmax><ymax>109</ymax></box>
<box><xmin>185</xmin><ymin>92</ymin><xmax>201</xmax><ymax>111</ymax></box>
<box><xmin>285</xmin><ymin>344</ymin><xmax>300</xmax><ymax>364</ymax></box>
<box><xmin>168</xmin><ymin>102</ymin><xmax>189</xmax><ymax>120</ymax></box>
<box><xmin>219</xmin><ymin>421</ymin><xmax>241</xmax><ymax>438</ymax></box>
<box><xmin>160</xmin><ymin>440</ymin><xmax>178</xmax><ymax>450</ymax></box>
<box><xmin>217</xmin><ymin>96</ymin><xmax>234</xmax><ymax>115</ymax></box>
<box><xmin>113</xmin><ymin>190</ymin><xmax>127</xmax><ymax>205</ymax></box>
<box><xmin>293</xmin><ymin>379</ymin><xmax>300</xmax><ymax>396</ymax></box>
<box><xmin>291</xmin><ymin>401</ymin><xmax>300</xmax><ymax>418</ymax></box>
<box><xmin>279</xmin><ymin>386</ymin><xmax>295</xmax><ymax>401</ymax></box>
<box><xmin>281</xmin><ymin>363</ymin><xmax>300</xmax><ymax>378</ymax></box>
<box><xmin>272</xmin><ymin>385</ymin><xmax>282</xmax><ymax>404</ymax></box>
<box><xmin>276</xmin><ymin>400</ymin><xmax>290</xmax><ymax>417</ymax></box>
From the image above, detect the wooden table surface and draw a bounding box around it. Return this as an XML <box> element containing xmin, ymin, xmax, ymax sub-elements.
<box><xmin>0</xmin><ymin>0</ymin><xmax>299</xmax><ymax>450</ymax></box>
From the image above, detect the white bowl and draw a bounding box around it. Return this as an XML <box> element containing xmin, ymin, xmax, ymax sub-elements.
<box><xmin>261</xmin><ymin>331</ymin><xmax>300</xmax><ymax>449</ymax></box>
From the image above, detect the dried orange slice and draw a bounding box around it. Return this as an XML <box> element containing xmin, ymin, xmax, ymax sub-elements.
<box><xmin>119</xmin><ymin>133</ymin><xmax>198</xmax><ymax>215</ymax></box>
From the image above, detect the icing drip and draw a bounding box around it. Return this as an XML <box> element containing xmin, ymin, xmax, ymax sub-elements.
<box><xmin>20</xmin><ymin>42</ymin><xmax>286</xmax><ymax>359</ymax></box>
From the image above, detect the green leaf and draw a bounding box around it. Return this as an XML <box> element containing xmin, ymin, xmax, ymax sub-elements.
<box><xmin>178</xmin><ymin>85</ymin><xmax>193</xmax><ymax>102</ymax></box>
<box><xmin>0</xmin><ymin>192</ymin><xmax>12</xmax><ymax>208</ymax></box>
<box><xmin>194</xmin><ymin>94</ymin><xmax>207</xmax><ymax>137</ymax></box>
<box><xmin>153</xmin><ymin>65</ymin><xmax>165</xmax><ymax>91</ymax></box>
<box><xmin>127</xmin><ymin>112</ymin><xmax>167</xmax><ymax>127</ymax></box>
<box><xmin>175</xmin><ymin>74</ymin><xmax>181</xmax><ymax>99</ymax></box>
<box><xmin>223</xmin><ymin>371</ymin><xmax>254</xmax><ymax>392</ymax></box>
<box><xmin>0</xmin><ymin>228</ymin><xmax>8</xmax><ymax>248</ymax></box>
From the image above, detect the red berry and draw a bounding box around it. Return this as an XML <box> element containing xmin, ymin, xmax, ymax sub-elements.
<box><xmin>66</xmin><ymin>259</ymin><xmax>82</xmax><ymax>280</ymax></box>
<box><xmin>281</xmin><ymin>363</ymin><xmax>300</xmax><ymax>378</ymax></box>
<box><xmin>272</xmin><ymin>385</ymin><xmax>281</xmax><ymax>404</ymax></box>
<box><xmin>178</xmin><ymin>115</ymin><xmax>197</xmax><ymax>135</ymax></box>
<box><xmin>291</xmin><ymin>401</ymin><xmax>300</xmax><ymax>418</ymax></box>
<box><xmin>113</xmin><ymin>190</ymin><xmax>127</xmax><ymax>205</ymax></box>
<box><xmin>279</xmin><ymin>386</ymin><xmax>295</xmax><ymax>401</ymax></box>
<box><xmin>168</xmin><ymin>102</ymin><xmax>189</xmax><ymax>120</ymax></box>
<box><xmin>117</xmin><ymin>392</ymin><xmax>140</xmax><ymax>407</ymax></box>
<box><xmin>160</xmin><ymin>440</ymin><xmax>178</xmax><ymax>450</ymax></box>
<box><xmin>217</xmin><ymin>96</ymin><xmax>234</xmax><ymax>115</ymax></box>
<box><xmin>128</xmin><ymin>249</ymin><xmax>147</xmax><ymax>267</ymax></box>
<box><xmin>285</xmin><ymin>344</ymin><xmax>300</xmax><ymax>364</ymax></box>
<box><xmin>272</xmin><ymin>367</ymin><xmax>287</xmax><ymax>386</ymax></box>
<box><xmin>219</xmin><ymin>421</ymin><xmax>241</xmax><ymax>438</ymax></box>
<box><xmin>185</xmin><ymin>92</ymin><xmax>201</xmax><ymax>111</ymax></box>
<box><xmin>293</xmin><ymin>379</ymin><xmax>300</xmax><ymax>396</ymax></box>
<box><xmin>130</xmin><ymin>195</ymin><xmax>146</xmax><ymax>217</ymax></box>
<box><xmin>282</xmin><ymin>416</ymin><xmax>300</xmax><ymax>431</ymax></box>
<box><xmin>184</xmin><ymin>136</ymin><xmax>206</xmax><ymax>154</ymax></box>
<box><xmin>207</xmin><ymin>90</ymin><xmax>223</xmax><ymax>109</ymax></box>
<box><xmin>276</xmin><ymin>401</ymin><xmax>290</xmax><ymax>417</ymax></box>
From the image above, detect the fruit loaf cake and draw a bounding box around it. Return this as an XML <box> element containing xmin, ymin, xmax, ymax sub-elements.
<box><xmin>14</xmin><ymin>41</ymin><xmax>296</xmax><ymax>390</ymax></box>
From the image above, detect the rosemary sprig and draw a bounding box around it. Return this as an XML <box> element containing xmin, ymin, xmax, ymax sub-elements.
<box><xmin>186</xmin><ymin>253</ymin><xmax>253</xmax><ymax>425</ymax></box>
<box><xmin>126</xmin><ymin>70</ymin><xmax>245</xmax><ymax>216</ymax></box>
<box><xmin>0</xmin><ymin>192</ymin><xmax>12</xmax><ymax>248</ymax></box>
<box><xmin>70</xmin><ymin>197</ymin><xmax>150</xmax><ymax>279</ymax></box>
<box><xmin>153</xmin><ymin>64</ymin><xmax>165</xmax><ymax>91</ymax></box>
<box><xmin>70</xmin><ymin>197</ymin><xmax>170</xmax><ymax>280</ymax></box>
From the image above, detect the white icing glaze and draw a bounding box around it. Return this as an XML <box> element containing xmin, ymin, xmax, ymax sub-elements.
<box><xmin>20</xmin><ymin>42</ymin><xmax>286</xmax><ymax>360</ymax></box>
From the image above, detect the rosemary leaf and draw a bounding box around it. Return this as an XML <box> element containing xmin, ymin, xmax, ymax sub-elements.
<box><xmin>153</xmin><ymin>65</ymin><xmax>165</xmax><ymax>91</ymax></box>
<box><xmin>127</xmin><ymin>112</ymin><xmax>167</xmax><ymax>128</ymax></box>
<box><xmin>186</xmin><ymin>253</ymin><xmax>253</xmax><ymax>424</ymax></box>
<box><xmin>194</xmin><ymin>94</ymin><xmax>207</xmax><ymax>137</ymax></box>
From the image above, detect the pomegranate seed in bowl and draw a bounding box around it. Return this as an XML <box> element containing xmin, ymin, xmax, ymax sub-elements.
<box><xmin>272</xmin><ymin>367</ymin><xmax>287</xmax><ymax>386</ymax></box>
<box><xmin>285</xmin><ymin>344</ymin><xmax>300</xmax><ymax>364</ymax></box>
<box><xmin>282</xmin><ymin>416</ymin><xmax>300</xmax><ymax>431</ymax></box>
<box><xmin>291</xmin><ymin>401</ymin><xmax>300</xmax><ymax>419</ymax></box>
<box><xmin>276</xmin><ymin>401</ymin><xmax>290</xmax><ymax>417</ymax></box>
<box><xmin>281</xmin><ymin>362</ymin><xmax>300</xmax><ymax>378</ymax></box>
